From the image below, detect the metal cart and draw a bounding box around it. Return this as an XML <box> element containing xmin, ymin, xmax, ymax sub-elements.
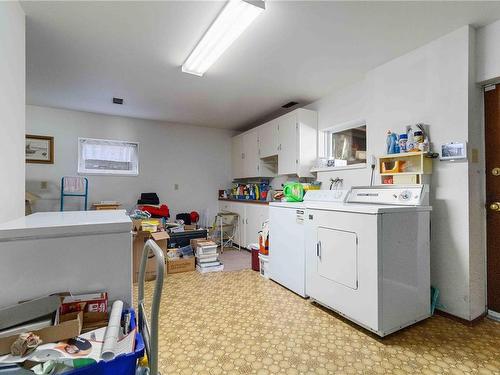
<box><xmin>137</xmin><ymin>239</ymin><xmax>165</xmax><ymax>375</ymax></box>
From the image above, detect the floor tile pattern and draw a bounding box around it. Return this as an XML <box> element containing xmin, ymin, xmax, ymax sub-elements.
<box><xmin>139</xmin><ymin>269</ymin><xmax>500</xmax><ymax>375</ymax></box>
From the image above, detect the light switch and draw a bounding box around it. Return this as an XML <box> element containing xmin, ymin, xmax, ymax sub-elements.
<box><xmin>174</xmin><ymin>184</ymin><xmax>179</xmax><ymax>190</ymax></box>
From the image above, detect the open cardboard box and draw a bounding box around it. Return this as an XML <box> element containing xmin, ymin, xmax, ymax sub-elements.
<box><xmin>60</xmin><ymin>311</ymin><xmax>108</xmax><ymax>333</ymax></box>
<box><xmin>133</xmin><ymin>230</ymin><xmax>169</xmax><ymax>282</ymax></box>
<box><xmin>0</xmin><ymin>312</ymin><xmax>83</xmax><ymax>355</ymax></box>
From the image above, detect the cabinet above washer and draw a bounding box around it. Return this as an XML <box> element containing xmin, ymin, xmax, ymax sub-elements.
<box><xmin>231</xmin><ymin>108</ymin><xmax>317</xmax><ymax>179</ymax></box>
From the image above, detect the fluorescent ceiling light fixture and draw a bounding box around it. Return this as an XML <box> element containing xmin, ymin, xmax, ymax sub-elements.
<box><xmin>182</xmin><ymin>0</ymin><xmax>265</xmax><ymax>76</ymax></box>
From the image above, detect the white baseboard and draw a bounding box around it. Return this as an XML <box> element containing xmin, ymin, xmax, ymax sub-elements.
<box><xmin>488</xmin><ymin>309</ymin><xmax>500</xmax><ymax>322</ymax></box>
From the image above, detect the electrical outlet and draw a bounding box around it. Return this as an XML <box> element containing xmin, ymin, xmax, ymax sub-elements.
<box><xmin>174</xmin><ymin>184</ymin><xmax>179</xmax><ymax>190</ymax></box>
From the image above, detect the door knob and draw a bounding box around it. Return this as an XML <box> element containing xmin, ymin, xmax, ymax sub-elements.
<box><xmin>490</xmin><ymin>202</ymin><xmax>500</xmax><ymax>211</ymax></box>
<box><xmin>492</xmin><ymin>168</ymin><xmax>500</xmax><ymax>176</ymax></box>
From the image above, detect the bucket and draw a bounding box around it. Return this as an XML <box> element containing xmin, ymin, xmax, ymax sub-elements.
<box><xmin>259</xmin><ymin>254</ymin><xmax>270</xmax><ymax>279</ymax></box>
<box><xmin>249</xmin><ymin>244</ymin><xmax>260</xmax><ymax>272</ymax></box>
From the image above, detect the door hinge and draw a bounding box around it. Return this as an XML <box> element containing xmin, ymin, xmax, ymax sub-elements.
<box><xmin>296</xmin><ymin>122</ymin><xmax>298</xmax><ymax>130</ymax></box>
<box><xmin>296</xmin><ymin>159</ymin><xmax>298</xmax><ymax>164</ymax></box>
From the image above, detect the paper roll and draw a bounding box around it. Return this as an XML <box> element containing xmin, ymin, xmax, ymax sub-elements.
<box><xmin>100</xmin><ymin>300</ymin><xmax>123</xmax><ymax>361</ymax></box>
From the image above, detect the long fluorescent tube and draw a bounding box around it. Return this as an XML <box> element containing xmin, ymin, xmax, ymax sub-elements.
<box><xmin>182</xmin><ymin>0</ymin><xmax>265</xmax><ymax>77</ymax></box>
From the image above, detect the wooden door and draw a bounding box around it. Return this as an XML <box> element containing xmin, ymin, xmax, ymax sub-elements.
<box><xmin>485</xmin><ymin>84</ymin><xmax>500</xmax><ymax>315</ymax></box>
<box><xmin>278</xmin><ymin>112</ymin><xmax>298</xmax><ymax>175</ymax></box>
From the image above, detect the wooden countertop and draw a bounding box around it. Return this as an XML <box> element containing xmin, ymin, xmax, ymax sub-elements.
<box><xmin>218</xmin><ymin>198</ymin><xmax>269</xmax><ymax>205</ymax></box>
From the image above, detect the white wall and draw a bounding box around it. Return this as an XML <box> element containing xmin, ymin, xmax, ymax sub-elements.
<box><xmin>0</xmin><ymin>2</ymin><xmax>25</xmax><ymax>223</ymax></box>
<box><xmin>477</xmin><ymin>19</ymin><xmax>500</xmax><ymax>83</ymax></box>
<box><xmin>307</xmin><ymin>26</ymin><xmax>485</xmax><ymax>320</ymax></box>
<box><xmin>26</xmin><ymin>105</ymin><xmax>234</xmax><ymax>226</ymax></box>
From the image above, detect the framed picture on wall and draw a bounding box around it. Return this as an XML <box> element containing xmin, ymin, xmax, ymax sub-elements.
<box><xmin>26</xmin><ymin>134</ymin><xmax>54</xmax><ymax>164</ymax></box>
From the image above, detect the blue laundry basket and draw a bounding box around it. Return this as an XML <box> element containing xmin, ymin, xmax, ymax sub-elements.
<box><xmin>65</xmin><ymin>308</ymin><xmax>144</xmax><ymax>375</ymax></box>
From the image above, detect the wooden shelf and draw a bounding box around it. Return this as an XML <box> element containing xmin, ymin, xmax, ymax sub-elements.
<box><xmin>379</xmin><ymin>151</ymin><xmax>433</xmax><ymax>185</ymax></box>
<box><xmin>380</xmin><ymin>171</ymin><xmax>424</xmax><ymax>176</ymax></box>
<box><xmin>378</xmin><ymin>152</ymin><xmax>426</xmax><ymax>160</ymax></box>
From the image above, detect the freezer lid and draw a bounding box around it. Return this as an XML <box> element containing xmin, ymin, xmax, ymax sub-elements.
<box><xmin>0</xmin><ymin>210</ymin><xmax>132</xmax><ymax>241</ymax></box>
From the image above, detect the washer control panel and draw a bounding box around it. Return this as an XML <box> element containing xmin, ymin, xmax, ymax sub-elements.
<box><xmin>346</xmin><ymin>185</ymin><xmax>428</xmax><ymax>206</ymax></box>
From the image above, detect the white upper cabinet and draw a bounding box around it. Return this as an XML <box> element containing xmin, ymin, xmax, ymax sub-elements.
<box><xmin>277</xmin><ymin>112</ymin><xmax>298</xmax><ymax>175</ymax></box>
<box><xmin>243</xmin><ymin>130</ymin><xmax>260</xmax><ymax>177</ymax></box>
<box><xmin>278</xmin><ymin>108</ymin><xmax>317</xmax><ymax>177</ymax></box>
<box><xmin>231</xmin><ymin>134</ymin><xmax>244</xmax><ymax>179</ymax></box>
<box><xmin>231</xmin><ymin>108</ymin><xmax>317</xmax><ymax>179</ymax></box>
<box><xmin>258</xmin><ymin>119</ymin><xmax>279</xmax><ymax>158</ymax></box>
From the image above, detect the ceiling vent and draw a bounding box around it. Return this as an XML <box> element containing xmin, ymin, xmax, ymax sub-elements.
<box><xmin>281</xmin><ymin>101</ymin><xmax>298</xmax><ymax>108</ymax></box>
<box><xmin>113</xmin><ymin>97</ymin><xmax>124</xmax><ymax>105</ymax></box>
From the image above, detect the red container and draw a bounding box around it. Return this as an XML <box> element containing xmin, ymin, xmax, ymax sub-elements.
<box><xmin>251</xmin><ymin>247</ymin><xmax>260</xmax><ymax>272</ymax></box>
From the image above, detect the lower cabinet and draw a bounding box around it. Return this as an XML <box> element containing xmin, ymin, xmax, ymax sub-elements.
<box><xmin>218</xmin><ymin>201</ymin><xmax>269</xmax><ymax>248</ymax></box>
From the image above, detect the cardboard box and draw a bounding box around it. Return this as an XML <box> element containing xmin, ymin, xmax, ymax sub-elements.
<box><xmin>60</xmin><ymin>311</ymin><xmax>108</xmax><ymax>333</ymax></box>
<box><xmin>167</xmin><ymin>257</ymin><xmax>195</xmax><ymax>274</ymax></box>
<box><xmin>133</xmin><ymin>230</ymin><xmax>169</xmax><ymax>282</ymax></box>
<box><xmin>59</xmin><ymin>292</ymin><xmax>108</xmax><ymax>315</ymax></box>
<box><xmin>0</xmin><ymin>312</ymin><xmax>83</xmax><ymax>355</ymax></box>
<box><xmin>184</xmin><ymin>224</ymin><xmax>197</xmax><ymax>231</ymax></box>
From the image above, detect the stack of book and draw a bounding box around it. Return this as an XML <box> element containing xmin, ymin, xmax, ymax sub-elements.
<box><xmin>190</xmin><ymin>239</ymin><xmax>224</xmax><ymax>273</ymax></box>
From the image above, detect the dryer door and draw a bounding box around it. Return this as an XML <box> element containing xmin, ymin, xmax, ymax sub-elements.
<box><xmin>317</xmin><ymin>227</ymin><xmax>358</xmax><ymax>289</ymax></box>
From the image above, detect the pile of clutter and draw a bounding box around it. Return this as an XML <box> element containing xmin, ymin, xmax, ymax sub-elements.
<box><xmin>0</xmin><ymin>292</ymin><xmax>137</xmax><ymax>374</ymax></box>
<box><xmin>191</xmin><ymin>239</ymin><xmax>224</xmax><ymax>273</ymax></box>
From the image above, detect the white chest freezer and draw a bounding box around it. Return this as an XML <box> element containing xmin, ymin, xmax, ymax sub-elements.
<box><xmin>0</xmin><ymin>210</ymin><xmax>132</xmax><ymax>308</ymax></box>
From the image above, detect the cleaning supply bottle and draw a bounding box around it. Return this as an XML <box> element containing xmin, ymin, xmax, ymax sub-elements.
<box><xmin>407</xmin><ymin>127</ymin><xmax>415</xmax><ymax>152</ymax></box>
<box><xmin>283</xmin><ymin>182</ymin><xmax>304</xmax><ymax>202</ymax></box>
<box><xmin>386</xmin><ymin>131</ymin><xmax>398</xmax><ymax>154</ymax></box>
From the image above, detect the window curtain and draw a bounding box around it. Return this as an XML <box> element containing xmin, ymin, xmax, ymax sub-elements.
<box><xmin>81</xmin><ymin>140</ymin><xmax>136</xmax><ymax>162</ymax></box>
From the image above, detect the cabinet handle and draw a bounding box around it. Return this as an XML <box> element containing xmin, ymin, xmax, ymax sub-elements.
<box><xmin>316</xmin><ymin>241</ymin><xmax>322</xmax><ymax>258</ymax></box>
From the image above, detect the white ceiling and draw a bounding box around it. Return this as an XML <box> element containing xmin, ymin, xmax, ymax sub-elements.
<box><xmin>22</xmin><ymin>1</ymin><xmax>500</xmax><ymax>130</ymax></box>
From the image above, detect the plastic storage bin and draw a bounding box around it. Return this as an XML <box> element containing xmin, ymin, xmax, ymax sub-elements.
<box><xmin>65</xmin><ymin>308</ymin><xmax>144</xmax><ymax>375</ymax></box>
<box><xmin>259</xmin><ymin>254</ymin><xmax>270</xmax><ymax>279</ymax></box>
<box><xmin>248</xmin><ymin>244</ymin><xmax>260</xmax><ymax>272</ymax></box>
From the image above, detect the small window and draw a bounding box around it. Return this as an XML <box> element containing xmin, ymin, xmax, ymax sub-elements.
<box><xmin>78</xmin><ymin>138</ymin><xmax>139</xmax><ymax>176</ymax></box>
<box><xmin>325</xmin><ymin>122</ymin><xmax>366</xmax><ymax>166</ymax></box>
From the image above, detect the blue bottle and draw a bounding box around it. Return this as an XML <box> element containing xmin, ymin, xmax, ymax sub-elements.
<box><xmin>386</xmin><ymin>131</ymin><xmax>399</xmax><ymax>154</ymax></box>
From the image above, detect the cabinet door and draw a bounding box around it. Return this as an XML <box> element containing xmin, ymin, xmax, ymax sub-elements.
<box><xmin>243</xmin><ymin>130</ymin><xmax>260</xmax><ymax>178</ymax></box>
<box><xmin>231</xmin><ymin>135</ymin><xmax>244</xmax><ymax>179</ymax></box>
<box><xmin>278</xmin><ymin>113</ymin><xmax>298</xmax><ymax>175</ymax></box>
<box><xmin>258</xmin><ymin>120</ymin><xmax>279</xmax><ymax>158</ymax></box>
<box><xmin>244</xmin><ymin>204</ymin><xmax>269</xmax><ymax>247</ymax></box>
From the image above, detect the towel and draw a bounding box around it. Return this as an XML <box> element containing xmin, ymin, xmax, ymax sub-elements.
<box><xmin>63</xmin><ymin>177</ymin><xmax>85</xmax><ymax>193</ymax></box>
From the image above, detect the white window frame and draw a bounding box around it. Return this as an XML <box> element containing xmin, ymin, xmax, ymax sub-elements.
<box><xmin>78</xmin><ymin>137</ymin><xmax>139</xmax><ymax>176</ymax></box>
<box><xmin>316</xmin><ymin>119</ymin><xmax>367</xmax><ymax>171</ymax></box>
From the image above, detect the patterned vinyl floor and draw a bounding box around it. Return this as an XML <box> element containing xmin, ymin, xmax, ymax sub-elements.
<box><xmin>139</xmin><ymin>269</ymin><xmax>500</xmax><ymax>375</ymax></box>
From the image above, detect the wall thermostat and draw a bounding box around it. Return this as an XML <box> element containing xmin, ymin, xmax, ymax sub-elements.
<box><xmin>440</xmin><ymin>142</ymin><xmax>467</xmax><ymax>161</ymax></box>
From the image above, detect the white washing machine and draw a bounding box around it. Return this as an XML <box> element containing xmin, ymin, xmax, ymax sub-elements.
<box><xmin>269</xmin><ymin>201</ymin><xmax>307</xmax><ymax>297</ymax></box>
<box><xmin>305</xmin><ymin>185</ymin><xmax>431</xmax><ymax>337</ymax></box>
<box><xmin>269</xmin><ymin>191</ymin><xmax>347</xmax><ymax>298</ymax></box>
